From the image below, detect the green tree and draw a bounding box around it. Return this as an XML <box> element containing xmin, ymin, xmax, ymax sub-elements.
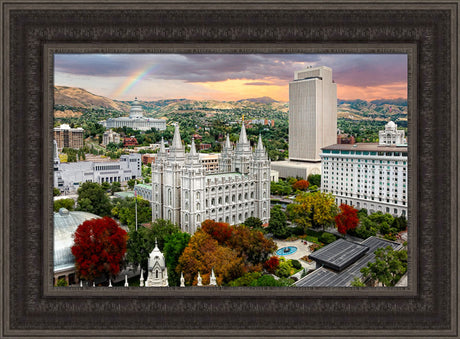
<box><xmin>110</xmin><ymin>182</ymin><xmax>121</xmax><ymax>195</ymax></box>
<box><xmin>126</xmin><ymin>229</ymin><xmax>150</xmax><ymax>271</ymax></box>
<box><xmin>163</xmin><ymin>232</ymin><xmax>191</xmax><ymax>286</ymax></box>
<box><xmin>288</xmin><ymin>191</ymin><xmax>338</xmax><ymax>231</ymax></box>
<box><xmin>56</xmin><ymin>278</ymin><xmax>68</xmax><ymax>286</ymax></box>
<box><xmin>54</xmin><ymin>198</ymin><xmax>75</xmax><ymax>212</ymax></box>
<box><xmin>307</xmin><ymin>174</ymin><xmax>321</xmax><ymax>187</ymax></box>
<box><xmin>76</xmin><ymin>182</ymin><xmax>112</xmax><ymax>217</ymax></box>
<box><xmin>360</xmin><ymin>247</ymin><xmax>408</xmax><ymax>287</ymax></box>
<box><xmin>243</xmin><ymin>216</ymin><xmax>263</xmax><ymax>230</ymax></box>
<box><xmin>53</xmin><ymin>187</ymin><xmax>61</xmax><ymax>197</ymax></box>
<box><xmin>111</xmin><ymin>197</ymin><xmax>152</xmax><ymax>230</ymax></box>
<box><xmin>127</xmin><ymin>179</ymin><xmax>136</xmax><ymax>189</ymax></box>
<box><xmin>249</xmin><ymin>274</ymin><xmax>293</xmax><ymax>287</ymax></box>
<box><xmin>350</xmin><ymin>277</ymin><xmax>366</xmax><ymax>287</ymax></box>
<box><xmin>101</xmin><ymin>182</ymin><xmax>111</xmax><ymax>191</ymax></box>
<box><xmin>267</xmin><ymin>205</ymin><xmax>288</xmax><ymax>238</ymax></box>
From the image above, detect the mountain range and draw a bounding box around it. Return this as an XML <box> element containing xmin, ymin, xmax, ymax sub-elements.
<box><xmin>54</xmin><ymin>86</ymin><xmax>407</xmax><ymax>122</ymax></box>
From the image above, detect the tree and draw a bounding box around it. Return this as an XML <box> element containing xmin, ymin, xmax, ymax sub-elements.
<box><xmin>292</xmin><ymin>179</ymin><xmax>309</xmax><ymax>191</ymax></box>
<box><xmin>127</xmin><ymin>179</ymin><xmax>136</xmax><ymax>189</ymax></box>
<box><xmin>53</xmin><ymin>187</ymin><xmax>61</xmax><ymax>196</ymax></box>
<box><xmin>71</xmin><ymin>217</ymin><xmax>128</xmax><ymax>282</ymax></box>
<box><xmin>54</xmin><ymin>198</ymin><xmax>75</xmax><ymax>212</ymax></box>
<box><xmin>56</xmin><ymin>278</ymin><xmax>68</xmax><ymax>286</ymax></box>
<box><xmin>163</xmin><ymin>232</ymin><xmax>191</xmax><ymax>286</ymax></box>
<box><xmin>335</xmin><ymin>204</ymin><xmax>359</xmax><ymax>234</ymax></box>
<box><xmin>76</xmin><ymin>182</ymin><xmax>112</xmax><ymax>217</ymax></box>
<box><xmin>111</xmin><ymin>197</ymin><xmax>152</xmax><ymax>230</ymax></box>
<box><xmin>267</xmin><ymin>205</ymin><xmax>288</xmax><ymax>238</ymax></box>
<box><xmin>263</xmin><ymin>256</ymin><xmax>280</xmax><ymax>274</ymax></box>
<box><xmin>249</xmin><ymin>275</ymin><xmax>294</xmax><ymax>287</ymax></box>
<box><xmin>243</xmin><ymin>216</ymin><xmax>263</xmax><ymax>230</ymax></box>
<box><xmin>110</xmin><ymin>182</ymin><xmax>121</xmax><ymax>195</ymax></box>
<box><xmin>307</xmin><ymin>174</ymin><xmax>321</xmax><ymax>187</ymax></box>
<box><xmin>350</xmin><ymin>277</ymin><xmax>366</xmax><ymax>287</ymax></box>
<box><xmin>202</xmin><ymin>220</ymin><xmax>276</xmax><ymax>267</ymax></box>
<box><xmin>126</xmin><ymin>229</ymin><xmax>150</xmax><ymax>271</ymax></box>
<box><xmin>177</xmin><ymin>229</ymin><xmax>244</xmax><ymax>286</ymax></box>
<box><xmin>360</xmin><ymin>247</ymin><xmax>408</xmax><ymax>287</ymax></box>
<box><xmin>288</xmin><ymin>191</ymin><xmax>338</xmax><ymax>231</ymax></box>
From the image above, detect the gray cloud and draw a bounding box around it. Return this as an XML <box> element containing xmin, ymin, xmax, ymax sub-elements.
<box><xmin>55</xmin><ymin>53</ymin><xmax>406</xmax><ymax>87</ymax></box>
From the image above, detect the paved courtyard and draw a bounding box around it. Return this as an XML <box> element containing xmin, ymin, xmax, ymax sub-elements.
<box><xmin>273</xmin><ymin>239</ymin><xmax>317</xmax><ymax>274</ymax></box>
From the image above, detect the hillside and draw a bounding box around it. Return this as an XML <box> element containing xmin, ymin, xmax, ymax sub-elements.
<box><xmin>54</xmin><ymin>86</ymin><xmax>407</xmax><ymax>122</ymax></box>
<box><xmin>55</xmin><ymin>86</ymin><xmax>131</xmax><ymax>111</ymax></box>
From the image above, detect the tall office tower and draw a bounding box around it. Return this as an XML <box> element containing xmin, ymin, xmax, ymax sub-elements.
<box><xmin>289</xmin><ymin>66</ymin><xmax>337</xmax><ymax>162</ymax></box>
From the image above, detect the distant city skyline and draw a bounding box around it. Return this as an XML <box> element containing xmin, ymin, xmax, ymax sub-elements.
<box><xmin>54</xmin><ymin>54</ymin><xmax>407</xmax><ymax>102</ymax></box>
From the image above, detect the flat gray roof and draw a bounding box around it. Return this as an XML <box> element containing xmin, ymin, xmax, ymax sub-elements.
<box><xmin>308</xmin><ymin>238</ymin><xmax>369</xmax><ymax>271</ymax></box>
<box><xmin>295</xmin><ymin>236</ymin><xmax>402</xmax><ymax>287</ymax></box>
<box><xmin>321</xmin><ymin>143</ymin><xmax>407</xmax><ymax>152</ymax></box>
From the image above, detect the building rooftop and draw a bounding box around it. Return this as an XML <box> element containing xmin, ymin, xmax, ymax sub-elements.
<box><xmin>295</xmin><ymin>236</ymin><xmax>402</xmax><ymax>287</ymax></box>
<box><xmin>135</xmin><ymin>184</ymin><xmax>152</xmax><ymax>189</ymax></box>
<box><xmin>308</xmin><ymin>238</ymin><xmax>370</xmax><ymax>271</ymax></box>
<box><xmin>321</xmin><ymin>143</ymin><xmax>407</xmax><ymax>152</ymax></box>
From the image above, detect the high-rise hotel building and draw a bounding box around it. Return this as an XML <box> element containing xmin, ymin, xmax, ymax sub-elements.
<box><xmin>320</xmin><ymin>121</ymin><xmax>408</xmax><ymax>217</ymax></box>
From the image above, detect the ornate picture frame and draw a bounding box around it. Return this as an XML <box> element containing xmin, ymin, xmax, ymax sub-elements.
<box><xmin>1</xmin><ymin>1</ymin><xmax>458</xmax><ymax>337</ymax></box>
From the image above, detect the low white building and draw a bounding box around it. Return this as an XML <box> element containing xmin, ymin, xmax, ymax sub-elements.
<box><xmin>102</xmin><ymin>129</ymin><xmax>121</xmax><ymax>146</ymax></box>
<box><xmin>54</xmin><ymin>140</ymin><xmax>142</xmax><ymax>192</ymax></box>
<box><xmin>320</xmin><ymin>121</ymin><xmax>408</xmax><ymax>217</ymax></box>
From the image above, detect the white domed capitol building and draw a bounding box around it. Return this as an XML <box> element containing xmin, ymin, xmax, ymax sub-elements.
<box><xmin>102</xmin><ymin>98</ymin><xmax>166</xmax><ymax>131</ymax></box>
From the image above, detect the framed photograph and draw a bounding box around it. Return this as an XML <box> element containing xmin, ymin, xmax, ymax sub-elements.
<box><xmin>1</xmin><ymin>1</ymin><xmax>458</xmax><ymax>337</ymax></box>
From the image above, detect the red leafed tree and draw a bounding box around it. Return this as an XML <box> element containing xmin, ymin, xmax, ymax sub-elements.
<box><xmin>201</xmin><ymin>219</ymin><xmax>233</xmax><ymax>244</ymax></box>
<box><xmin>335</xmin><ymin>204</ymin><xmax>359</xmax><ymax>234</ymax></box>
<box><xmin>71</xmin><ymin>217</ymin><xmax>128</xmax><ymax>282</ymax></box>
<box><xmin>292</xmin><ymin>179</ymin><xmax>310</xmax><ymax>191</ymax></box>
<box><xmin>263</xmin><ymin>256</ymin><xmax>280</xmax><ymax>274</ymax></box>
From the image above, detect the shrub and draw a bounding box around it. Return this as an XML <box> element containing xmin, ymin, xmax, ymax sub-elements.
<box><xmin>263</xmin><ymin>256</ymin><xmax>280</xmax><ymax>274</ymax></box>
<box><xmin>290</xmin><ymin>259</ymin><xmax>302</xmax><ymax>270</ymax></box>
<box><xmin>320</xmin><ymin>232</ymin><xmax>337</xmax><ymax>244</ymax></box>
<box><xmin>56</xmin><ymin>278</ymin><xmax>68</xmax><ymax>287</ymax></box>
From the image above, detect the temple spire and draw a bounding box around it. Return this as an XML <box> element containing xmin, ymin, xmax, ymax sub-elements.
<box><xmin>171</xmin><ymin>124</ymin><xmax>182</xmax><ymax>150</ymax></box>
<box><xmin>190</xmin><ymin>138</ymin><xmax>197</xmax><ymax>156</ymax></box>
<box><xmin>225</xmin><ymin>134</ymin><xmax>231</xmax><ymax>149</ymax></box>
<box><xmin>257</xmin><ymin>134</ymin><xmax>264</xmax><ymax>150</ymax></box>
<box><xmin>238</xmin><ymin>122</ymin><xmax>249</xmax><ymax>144</ymax></box>
<box><xmin>160</xmin><ymin>137</ymin><xmax>166</xmax><ymax>153</ymax></box>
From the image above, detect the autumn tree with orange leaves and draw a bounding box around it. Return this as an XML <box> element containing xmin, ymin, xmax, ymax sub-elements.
<box><xmin>177</xmin><ymin>229</ymin><xmax>244</xmax><ymax>286</ymax></box>
<box><xmin>71</xmin><ymin>217</ymin><xmax>128</xmax><ymax>282</ymax></box>
<box><xmin>335</xmin><ymin>204</ymin><xmax>360</xmax><ymax>234</ymax></box>
<box><xmin>178</xmin><ymin>220</ymin><xmax>277</xmax><ymax>285</ymax></box>
<box><xmin>292</xmin><ymin>179</ymin><xmax>310</xmax><ymax>191</ymax></box>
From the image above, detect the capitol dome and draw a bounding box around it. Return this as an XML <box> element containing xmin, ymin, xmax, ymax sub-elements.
<box><xmin>54</xmin><ymin>208</ymin><xmax>101</xmax><ymax>273</ymax></box>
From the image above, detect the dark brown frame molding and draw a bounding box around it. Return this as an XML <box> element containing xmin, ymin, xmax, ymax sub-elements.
<box><xmin>1</xmin><ymin>1</ymin><xmax>458</xmax><ymax>337</ymax></box>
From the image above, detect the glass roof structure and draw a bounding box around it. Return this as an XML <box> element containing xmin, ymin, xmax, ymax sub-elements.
<box><xmin>54</xmin><ymin>208</ymin><xmax>101</xmax><ymax>273</ymax></box>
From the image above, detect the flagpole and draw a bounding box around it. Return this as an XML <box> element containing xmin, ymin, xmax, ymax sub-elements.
<box><xmin>135</xmin><ymin>190</ymin><xmax>138</xmax><ymax>231</ymax></box>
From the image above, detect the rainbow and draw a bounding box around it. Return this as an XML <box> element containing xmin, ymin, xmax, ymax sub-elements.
<box><xmin>112</xmin><ymin>64</ymin><xmax>158</xmax><ymax>98</ymax></box>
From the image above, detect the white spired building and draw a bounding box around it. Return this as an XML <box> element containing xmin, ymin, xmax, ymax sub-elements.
<box><xmin>138</xmin><ymin>123</ymin><xmax>271</xmax><ymax>234</ymax></box>
<box><xmin>144</xmin><ymin>239</ymin><xmax>169</xmax><ymax>287</ymax></box>
<box><xmin>102</xmin><ymin>98</ymin><xmax>166</xmax><ymax>131</ymax></box>
<box><xmin>320</xmin><ymin>121</ymin><xmax>408</xmax><ymax>217</ymax></box>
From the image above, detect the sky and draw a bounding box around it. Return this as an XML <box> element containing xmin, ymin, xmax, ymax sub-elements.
<box><xmin>54</xmin><ymin>54</ymin><xmax>407</xmax><ymax>102</ymax></box>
